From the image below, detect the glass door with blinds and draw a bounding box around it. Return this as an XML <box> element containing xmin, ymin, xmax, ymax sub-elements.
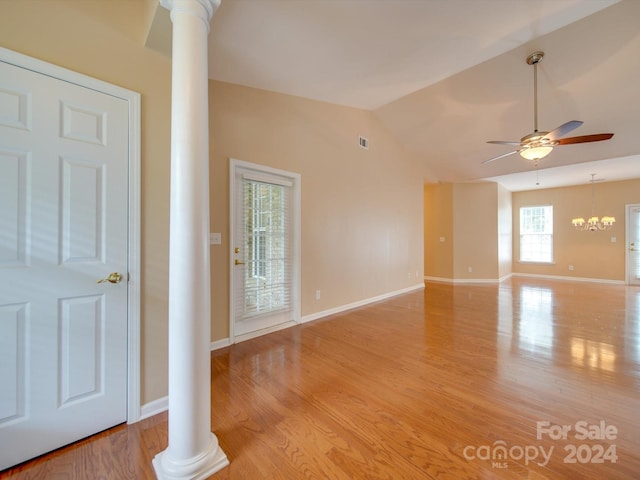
<box><xmin>230</xmin><ymin>159</ymin><xmax>300</xmax><ymax>340</ymax></box>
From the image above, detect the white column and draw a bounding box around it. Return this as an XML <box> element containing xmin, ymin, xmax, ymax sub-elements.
<box><xmin>153</xmin><ymin>0</ymin><xmax>228</xmax><ymax>479</ymax></box>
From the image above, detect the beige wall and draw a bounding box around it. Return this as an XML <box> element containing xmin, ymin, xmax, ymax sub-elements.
<box><xmin>424</xmin><ymin>182</ymin><xmax>504</xmax><ymax>281</ymax></box>
<box><xmin>497</xmin><ymin>183</ymin><xmax>513</xmax><ymax>279</ymax></box>
<box><xmin>210</xmin><ymin>81</ymin><xmax>425</xmax><ymax>339</ymax></box>
<box><xmin>513</xmin><ymin>178</ymin><xmax>640</xmax><ymax>281</ymax></box>
<box><xmin>453</xmin><ymin>183</ymin><xmax>500</xmax><ymax>280</ymax></box>
<box><xmin>424</xmin><ymin>183</ymin><xmax>454</xmax><ymax>279</ymax></box>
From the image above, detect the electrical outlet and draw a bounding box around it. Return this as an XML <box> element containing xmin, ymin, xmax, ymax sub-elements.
<box><xmin>569</xmin><ymin>265</ymin><xmax>574</xmax><ymax>271</ymax></box>
<box><xmin>467</xmin><ymin>266</ymin><xmax>473</xmax><ymax>273</ymax></box>
<box><xmin>315</xmin><ymin>290</ymin><xmax>321</xmax><ymax>300</ymax></box>
<box><xmin>209</xmin><ymin>232</ymin><xmax>221</xmax><ymax>245</ymax></box>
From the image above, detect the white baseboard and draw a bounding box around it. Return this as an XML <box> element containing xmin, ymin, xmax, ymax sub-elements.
<box><xmin>499</xmin><ymin>273</ymin><xmax>513</xmax><ymax>283</ymax></box>
<box><xmin>424</xmin><ymin>276</ymin><xmax>501</xmax><ymax>284</ymax></box>
<box><xmin>512</xmin><ymin>273</ymin><xmax>625</xmax><ymax>285</ymax></box>
<box><xmin>234</xmin><ymin>320</ymin><xmax>298</xmax><ymax>344</ymax></box>
<box><xmin>425</xmin><ymin>273</ymin><xmax>623</xmax><ymax>285</ymax></box>
<box><xmin>301</xmin><ymin>283</ymin><xmax>425</xmax><ymax>324</ymax></box>
<box><xmin>453</xmin><ymin>278</ymin><xmax>500</xmax><ymax>284</ymax></box>
<box><xmin>210</xmin><ymin>338</ymin><xmax>231</xmax><ymax>351</ymax></box>
<box><xmin>140</xmin><ymin>396</ymin><xmax>168</xmax><ymax>421</ymax></box>
<box><xmin>423</xmin><ymin>276</ymin><xmax>454</xmax><ymax>283</ymax></box>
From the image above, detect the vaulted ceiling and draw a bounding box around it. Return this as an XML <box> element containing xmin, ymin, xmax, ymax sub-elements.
<box><xmin>149</xmin><ymin>0</ymin><xmax>640</xmax><ymax>190</ymax></box>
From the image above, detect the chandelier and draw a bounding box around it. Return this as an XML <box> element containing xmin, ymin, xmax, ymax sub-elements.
<box><xmin>571</xmin><ymin>174</ymin><xmax>615</xmax><ymax>231</ymax></box>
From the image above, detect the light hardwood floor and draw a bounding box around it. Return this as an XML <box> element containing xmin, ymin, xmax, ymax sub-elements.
<box><xmin>3</xmin><ymin>277</ymin><xmax>640</xmax><ymax>479</ymax></box>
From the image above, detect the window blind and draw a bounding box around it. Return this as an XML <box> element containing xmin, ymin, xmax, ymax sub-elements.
<box><xmin>237</xmin><ymin>177</ymin><xmax>292</xmax><ymax>319</ymax></box>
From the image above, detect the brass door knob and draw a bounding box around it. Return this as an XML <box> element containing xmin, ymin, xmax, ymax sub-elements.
<box><xmin>234</xmin><ymin>259</ymin><xmax>245</xmax><ymax>265</ymax></box>
<box><xmin>97</xmin><ymin>272</ymin><xmax>123</xmax><ymax>284</ymax></box>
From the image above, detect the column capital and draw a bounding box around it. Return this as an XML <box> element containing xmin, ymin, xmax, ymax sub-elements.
<box><xmin>160</xmin><ymin>0</ymin><xmax>221</xmax><ymax>31</ymax></box>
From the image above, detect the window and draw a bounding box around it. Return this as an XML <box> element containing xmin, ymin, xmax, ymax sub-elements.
<box><xmin>243</xmin><ymin>179</ymin><xmax>290</xmax><ymax>316</ymax></box>
<box><xmin>520</xmin><ymin>205</ymin><xmax>553</xmax><ymax>263</ymax></box>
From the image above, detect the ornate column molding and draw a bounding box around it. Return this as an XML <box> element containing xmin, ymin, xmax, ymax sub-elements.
<box><xmin>152</xmin><ymin>0</ymin><xmax>228</xmax><ymax>479</ymax></box>
<box><xmin>160</xmin><ymin>0</ymin><xmax>219</xmax><ymax>32</ymax></box>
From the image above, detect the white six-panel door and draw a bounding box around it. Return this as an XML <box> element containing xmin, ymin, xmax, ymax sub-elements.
<box><xmin>0</xmin><ymin>59</ymin><xmax>129</xmax><ymax>469</ymax></box>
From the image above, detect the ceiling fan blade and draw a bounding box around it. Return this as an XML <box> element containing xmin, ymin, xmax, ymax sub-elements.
<box><xmin>555</xmin><ymin>133</ymin><xmax>614</xmax><ymax>145</ymax></box>
<box><xmin>545</xmin><ymin>120</ymin><xmax>583</xmax><ymax>141</ymax></box>
<box><xmin>487</xmin><ymin>140</ymin><xmax>521</xmax><ymax>146</ymax></box>
<box><xmin>482</xmin><ymin>150</ymin><xmax>519</xmax><ymax>164</ymax></box>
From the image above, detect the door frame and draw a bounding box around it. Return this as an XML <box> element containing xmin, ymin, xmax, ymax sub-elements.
<box><xmin>0</xmin><ymin>47</ymin><xmax>142</xmax><ymax>422</ymax></box>
<box><xmin>626</xmin><ymin>203</ymin><xmax>640</xmax><ymax>286</ymax></box>
<box><xmin>229</xmin><ymin>158</ymin><xmax>301</xmax><ymax>343</ymax></box>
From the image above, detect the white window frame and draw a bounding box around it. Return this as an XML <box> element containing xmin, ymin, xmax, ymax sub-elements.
<box><xmin>519</xmin><ymin>205</ymin><xmax>554</xmax><ymax>264</ymax></box>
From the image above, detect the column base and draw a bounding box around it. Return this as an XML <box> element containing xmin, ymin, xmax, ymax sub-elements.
<box><xmin>152</xmin><ymin>433</ymin><xmax>229</xmax><ymax>480</ymax></box>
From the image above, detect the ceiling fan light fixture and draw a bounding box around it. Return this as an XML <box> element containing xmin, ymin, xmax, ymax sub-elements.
<box><xmin>483</xmin><ymin>51</ymin><xmax>613</xmax><ymax>165</ymax></box>
<box><xmin>520</xmin><ymin>145</ymin><xmax>553</xmax><ymax>161</ymax></box>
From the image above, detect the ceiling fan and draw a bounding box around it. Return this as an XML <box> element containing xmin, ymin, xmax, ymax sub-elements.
<box><xmin>482</xmin><ymin>51</ymin><xmax>613</xmax><ymax>165</ymax></box>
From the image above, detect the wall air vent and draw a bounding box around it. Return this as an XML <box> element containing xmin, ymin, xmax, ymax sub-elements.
<box><xmin>359</xmin><ymin>136</ymin><xmax>369</xmax><ymax>150</ymax></box>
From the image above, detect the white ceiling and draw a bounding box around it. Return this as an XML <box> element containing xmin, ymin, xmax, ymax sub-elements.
<box><xmin>208</xmin><ymin>0</ymin><xmax>618</xmax><ymax>110</ymax></box>
<box><xmin>149</xmin><ymin>0</ymin><xmax>640</xmax><ymax>190</ymax></box>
